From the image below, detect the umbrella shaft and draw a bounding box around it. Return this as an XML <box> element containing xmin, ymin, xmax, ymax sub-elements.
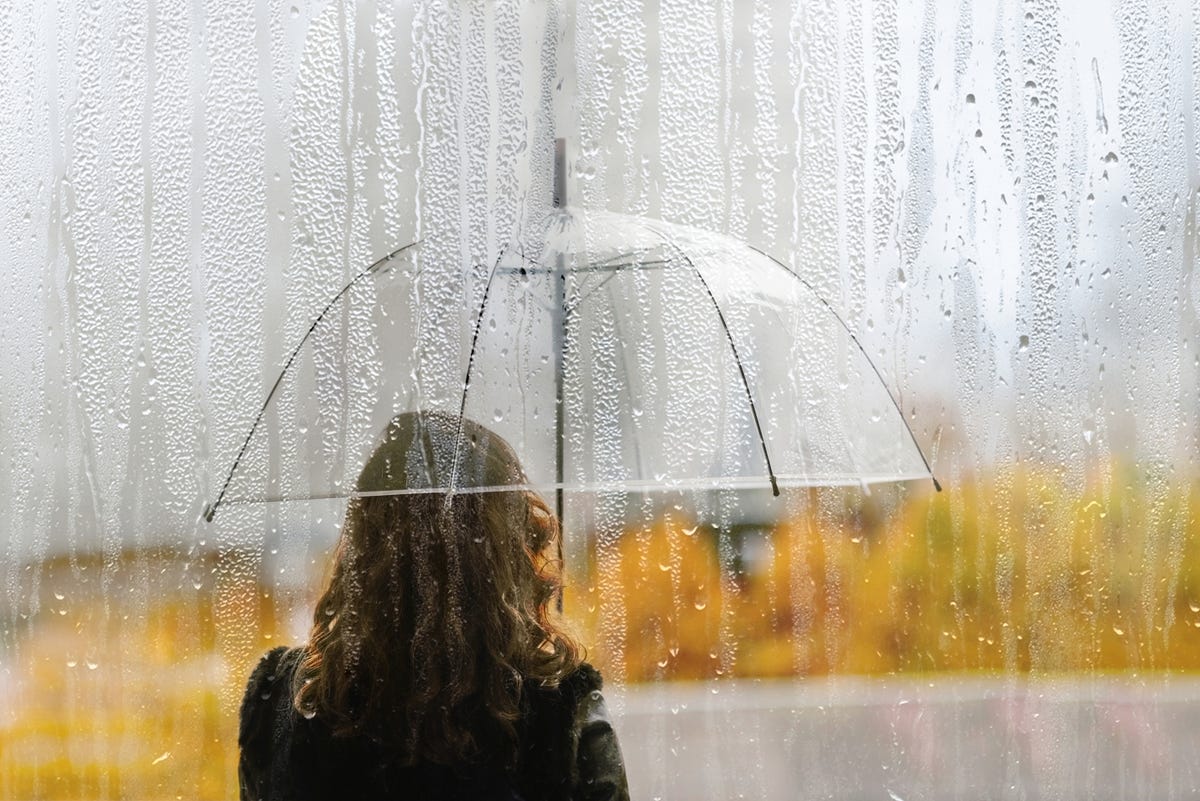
<box><xmin>554</xmin><ymin>259</ymin><xmax>566</xmax><ymax>522</ymax></box>
<box><xmin>553</xmin><ymin>138</ymin><xmax>568</xmax><ymax>514</ymax></box>
<box><xmin>553</xmin><ymin>138</ymin><xmax>567</xmax><ymax>609</ymax></box>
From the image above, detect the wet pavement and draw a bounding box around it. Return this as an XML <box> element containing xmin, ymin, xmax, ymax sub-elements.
<box><xmin>610</xmin><ymin>675</ymin><xmax>1200</xmax><ymax>801</ymax></box>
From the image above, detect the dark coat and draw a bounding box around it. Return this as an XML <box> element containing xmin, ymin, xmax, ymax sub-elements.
<box><xmin>238</xmin><ymin>646</ymin><xmax>630</xmax><ymax>801</ymax></box>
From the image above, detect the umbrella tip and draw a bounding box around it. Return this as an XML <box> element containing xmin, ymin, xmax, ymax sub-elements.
<box><xmin>202</xmin><ymin>503</ymin><xmax>216</xmax><ymax>523</ymax></box>
<box><xmin>769</xmin><ymin>475</ymin><xmax>780</xmax><ymax>497</ymax></box>
<box><xmin>932</xmin><ymin>476</ymin><xmax>943</xmax><ymax>493</ymax></box>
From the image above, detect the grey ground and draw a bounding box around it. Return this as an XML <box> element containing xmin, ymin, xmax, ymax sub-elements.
<box><xmin>611</xmin><ymin>675</ymin><xmax>1200</xmax><ymax>801</ymax></box>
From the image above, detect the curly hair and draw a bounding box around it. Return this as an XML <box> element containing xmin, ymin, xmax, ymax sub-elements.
<box><xmin>293</xmin><ymin>411</ymin><xmax>582</xmax><ymax>765</ymax></box>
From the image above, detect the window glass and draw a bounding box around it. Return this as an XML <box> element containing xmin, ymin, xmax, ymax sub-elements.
<box><xmin>1</xmin><ymin>1</ymin><xmax>1196</xmax><ymax>798</ymax></box>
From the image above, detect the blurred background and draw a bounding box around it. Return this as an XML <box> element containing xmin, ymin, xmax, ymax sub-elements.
<box><xmin>1</xmin><ymin>0</ymin><xmax>1199</xmax><ymax>799</ymax></box>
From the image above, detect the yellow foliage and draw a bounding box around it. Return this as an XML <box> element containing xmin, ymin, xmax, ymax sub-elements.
<box><xmin>573</xmin><ymin>465</ymin><xmax>1200</xmax><ymax>681</ymax></box>
<box><xmin>575</xmin><ymin>514</ymin><xmax>727</xmax><ymax>683</ymax></box>
<box><xmin>6</xmin><ymin>465</ymin><xmax>1200</xmax><ymax>796</ymax></box>
<box><xmin>0</xmin><ymin>550</ymin><xmax>280</xmax><ymax>801</ymax></box>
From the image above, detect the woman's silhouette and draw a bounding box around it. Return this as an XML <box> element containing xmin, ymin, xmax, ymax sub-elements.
<box><xmin>238</xmin><ymin>411</ymin><xmax>628</xmax><ymax>800</ymax></box>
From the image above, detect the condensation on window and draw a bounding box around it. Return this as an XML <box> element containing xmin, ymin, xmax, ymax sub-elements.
<box><xmin>1</xmin><ymin>0</ymin><xmax>1197</xmax><ymax>798</ymax></box>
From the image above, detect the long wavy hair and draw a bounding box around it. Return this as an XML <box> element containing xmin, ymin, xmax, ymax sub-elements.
<box><xmin>293</xmin><ymin>411</ymin><xmax>582</xmax><ymax>765</ymax></box>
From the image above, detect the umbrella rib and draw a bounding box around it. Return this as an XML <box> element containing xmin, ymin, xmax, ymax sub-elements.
<box><xmin>565</xmin><ymin>265</ymin><xmax>622</xmax><ymax>317</ymax></box>
<box><xmin>564</xmin><ymin>258</ymin><xmax>676</xmax><ymax>313</ymax></box>
<box><xmin>452</xmin><ymin>249</ymin><xmax>509</xmax><ymax>492</ymax></box>
<box><xmin>647</xmin><ymin>226</ymin><xmax>781</xmax><ymax>497</ymax></box>
<box><xmin>743</xmin><ymin>242</ymin><xmax>942</xmax><ymax>493</ymax></box>
<box><xmin>504</xmin><ymin>250</ymin><xmax>666</xmax><ymax>318</ymax></box>
<box><xmin>497</xmin><ymin>251</ymin><xmax>667</xmax><ymax>277</ymax></box>
<box><xmin>203</xmin><ymin>240</ymin><xmax>422</xmax><ymax>522</ymax></box>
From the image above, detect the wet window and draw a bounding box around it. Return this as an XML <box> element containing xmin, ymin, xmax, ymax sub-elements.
<box><xmin>2</xmin><ymin>1</ymin><xmax>1197</xmax><ymax>799</ymax></box>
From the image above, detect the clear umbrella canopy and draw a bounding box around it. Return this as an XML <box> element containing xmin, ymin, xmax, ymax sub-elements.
<box><xmin>205</xmin><ymin>207</ymin><xmax>935</xmax><ymax>517</ymax></box>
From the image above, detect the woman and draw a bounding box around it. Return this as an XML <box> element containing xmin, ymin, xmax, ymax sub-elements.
<box><xmin>238</xmin><ymin>411</ymin><xmax>629</xmax><ymax>800</ymax></box>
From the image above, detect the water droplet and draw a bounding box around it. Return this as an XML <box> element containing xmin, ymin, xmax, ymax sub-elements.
<box><xmin>1103</xmin><ymin>151</ymin><xmax>1118</xmax><ymax>163</ymax></box>
<box><xmin>1018</xmin><ymin>335</ymin><xmax>1029</xmax><ymax>351</ymax></box>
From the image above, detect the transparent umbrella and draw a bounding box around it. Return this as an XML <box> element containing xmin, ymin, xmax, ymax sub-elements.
<box><xmin>203</xmin><ymin>151</ymin><xmax>938</xmax><ymax>523</ymax></box>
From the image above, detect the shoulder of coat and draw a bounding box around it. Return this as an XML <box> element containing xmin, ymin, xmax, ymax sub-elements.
<box><xmin>238</xmin><ymin>645</ymin><xmax>301</xmax><ymax>745</ymax></box>
<box><xmin>557</xmin><ymin>661</ymin><xmax>604</xmax><ymax>705</ymax></box>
